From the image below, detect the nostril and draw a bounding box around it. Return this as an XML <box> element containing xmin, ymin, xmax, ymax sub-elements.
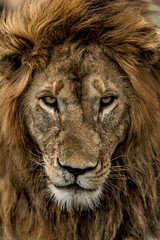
<box><xmin>57</xmin><ymin>158</ymin><xmax>97</xmax><ymax>176</ymax></box>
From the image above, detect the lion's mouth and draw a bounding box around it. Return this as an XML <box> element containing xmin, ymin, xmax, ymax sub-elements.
<box><xmin>54</xmin><ymin>183</ymin><xmax>96</xmax><ymax>192</ymax></box>
<box><xmin>50</xmin><ymin>183</ymin><xmax>103</xmax><ymax>210</ymax></box>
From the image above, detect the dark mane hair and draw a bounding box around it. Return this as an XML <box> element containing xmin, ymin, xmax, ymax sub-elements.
<box><xmin>0</xmin><ymin>0</ymin><xmax>160</xmax><ymax>239</ymax></box>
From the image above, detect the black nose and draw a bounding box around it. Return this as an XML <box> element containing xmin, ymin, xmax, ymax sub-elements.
<box><xmin>57</xmin><ymin>158</ymin><xmax>97</xmax><ymax>176</ymax></box>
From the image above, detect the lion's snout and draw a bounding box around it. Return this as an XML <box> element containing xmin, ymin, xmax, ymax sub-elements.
<box><xmin>56</xmin><ymin>129</ymin><xmax>101</xmax><ymax>173</ymax></box>
<box><xmin>44</xmin><ymin>128</ymin><xmax>104</xmax><ymax>209</ymax></box>
<box><xmin>57</xmin><ymin>157</ymin><xmax>98</xmax><ymax>177</ymax></box>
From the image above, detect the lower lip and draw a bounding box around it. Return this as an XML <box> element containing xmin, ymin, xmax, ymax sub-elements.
<box><xmin>54</xmin><ymin>184</ymin><xmax>95</xmax><ymax>192</ymax></box>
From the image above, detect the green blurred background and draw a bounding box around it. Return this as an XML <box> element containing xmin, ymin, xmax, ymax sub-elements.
<box><xmin>150</xmin><ymin>0</ymin><xmax>160</xmax><ymax>25</ymax></box>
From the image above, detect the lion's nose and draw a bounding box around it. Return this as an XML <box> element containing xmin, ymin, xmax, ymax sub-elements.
<box><xmin>57</xmin><ymin>158</ymin><xmax>97</xmax><ymax>176</ymax></box>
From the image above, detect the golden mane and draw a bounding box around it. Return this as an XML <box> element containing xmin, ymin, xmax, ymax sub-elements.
<box><xmin>0</xmin><ymin>0</ymin><xmax>160</xmax><ymax>239</ymax></box>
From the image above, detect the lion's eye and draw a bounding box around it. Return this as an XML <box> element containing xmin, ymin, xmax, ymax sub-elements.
<box><xmin>99</xmin><ymin>96</ymin><xmax>116</xmax><ymax>111</ymax></box>
<box><xmin>41</xmin><ymin>96</ymin><xmax>58</xmax><ymax>108</ymax></box>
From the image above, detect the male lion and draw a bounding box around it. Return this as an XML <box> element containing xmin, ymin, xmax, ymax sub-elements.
<box><xmin>0</xmin><ymin>0</ymin><xmax>160</xmax><ymax>239</ymax></box>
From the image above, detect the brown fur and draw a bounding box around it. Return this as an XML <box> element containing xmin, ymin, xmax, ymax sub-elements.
<box><xmin>0</xmin><ymin>0</ymin><xmax>160</xmax><ymax>239</ymax></box>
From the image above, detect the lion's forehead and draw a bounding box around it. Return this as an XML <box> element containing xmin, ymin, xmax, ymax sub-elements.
<box><xmin>32</xmin><ymin>44</ymin><xmax>126</xmax><ymax>100</ymax></box>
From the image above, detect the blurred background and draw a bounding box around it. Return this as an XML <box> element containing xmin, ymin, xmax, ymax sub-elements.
<box><xmin>150</xmin><ymin>0</ymin><xmax>160</xmax><ymax>25</ymax></box>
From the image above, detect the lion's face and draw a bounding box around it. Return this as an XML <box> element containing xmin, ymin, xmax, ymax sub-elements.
<box><xmin>22</xmin><ymin>44</ymin><xmax>130</xmax><ymax>210</ymax></box>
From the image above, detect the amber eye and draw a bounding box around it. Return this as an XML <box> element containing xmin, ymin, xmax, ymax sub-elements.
<box><xmin>41</xmin><ymin>96</ymin><xmax>58</xmax><ymax>109</ymax></box>
<box><xmin>99</xmin><ymin>96</ymin><xmax>116</xmax><ymax>111</ymax></box>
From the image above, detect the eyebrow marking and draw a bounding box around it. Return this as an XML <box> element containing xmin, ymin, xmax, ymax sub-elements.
<box><xmin>92</xmin><ymin>79</ymin><xmax>105</xmax><ymax>93</ymax></box>
<box><xmin>53</xmin><ymin>80</ymin><xmax>64</xmax><ymax>95</ymax></box>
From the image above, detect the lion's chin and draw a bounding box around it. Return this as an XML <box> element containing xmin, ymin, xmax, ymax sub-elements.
<box><xmin>49</xmin><ymin>184</ymin><xmax>103</xmax><ymax>211</ymax></box>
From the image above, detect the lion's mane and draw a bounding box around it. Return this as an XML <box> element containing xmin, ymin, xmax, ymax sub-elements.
<box><xmin>0</xmin><ymin>0</ymin><xmax>160</xmax><ymax>239</ymax></box>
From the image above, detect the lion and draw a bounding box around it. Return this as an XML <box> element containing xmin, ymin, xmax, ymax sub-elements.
<box><xmin>0</xmin><ymin>0</ymin><xmax>160</xmax><ymax>239</ymax></box>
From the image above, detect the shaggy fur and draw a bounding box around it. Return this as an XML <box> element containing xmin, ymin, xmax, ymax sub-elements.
<box><xmin>0</xmin><ymin>0</ymin><xmax>160</xmax><ymax>239</ymax></box>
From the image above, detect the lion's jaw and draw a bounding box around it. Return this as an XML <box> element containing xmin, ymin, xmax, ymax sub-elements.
<box><xmin>23</xmin><ymin>44</ymin><xmax>130</xmax><ymax>211</ymax></box>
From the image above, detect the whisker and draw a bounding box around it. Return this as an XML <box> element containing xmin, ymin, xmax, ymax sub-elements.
<box><xmin>110</xmin><ymin>154</ymin><xmax>127</xmax><ymax>162</ymax></box>
<box><xmin>104</xmin><ymin>182</ymin><xmax>128</xmax><ymax>195</ymax></box>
